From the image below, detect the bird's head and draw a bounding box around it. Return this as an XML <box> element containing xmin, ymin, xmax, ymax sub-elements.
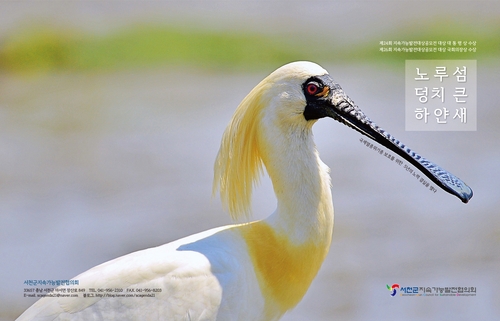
<box><xmin>214</xmin><ymin>61</ymin><xmax>472</xmax><ymax>219</ymax></box>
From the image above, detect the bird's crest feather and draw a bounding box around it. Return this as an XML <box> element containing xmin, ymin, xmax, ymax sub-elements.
<box><xmin>213</xmin><ymin>78</ymin><xmax>270</xmax><ymax>220</ymax></box>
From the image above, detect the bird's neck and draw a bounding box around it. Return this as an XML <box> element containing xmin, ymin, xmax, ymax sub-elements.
<box><xmin>260</xmin><ymin>124</ymin><xmax>334</xmax><ymax>247</ymax></box>
<box><xmin>242</xmin><ymin>123</ymin><xmax>334</xmax><ymax>317</ymax></box>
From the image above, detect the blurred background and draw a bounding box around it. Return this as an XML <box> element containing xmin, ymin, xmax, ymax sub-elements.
<box><xmin>1</xmin><ymin>1</ymin><xmax>499</xmax><ymax>320</ymax></box>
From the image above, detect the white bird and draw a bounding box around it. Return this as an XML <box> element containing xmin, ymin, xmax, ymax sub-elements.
<box><xmin>16</xmin><ymin>61</ymin><xmax>472</xmax><ymax>321</ymax></box>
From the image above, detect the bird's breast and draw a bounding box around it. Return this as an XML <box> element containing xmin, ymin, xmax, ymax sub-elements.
<box><xmin>239</xmin><ymin>221</ymin><xmax>328</xmax><ymax>316</ymax></box>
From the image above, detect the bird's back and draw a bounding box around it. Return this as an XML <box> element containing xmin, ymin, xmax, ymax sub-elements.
<box><xmin>16</xmin><ymin>225</ymin><xmax>267</xmax><ymax>321</ymax></box>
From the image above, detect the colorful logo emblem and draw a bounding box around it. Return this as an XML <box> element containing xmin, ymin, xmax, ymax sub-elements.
<box><xmin>387</xmin><ymin>283</ymin><xmax>400</xmax><ymax>296</ymax></box>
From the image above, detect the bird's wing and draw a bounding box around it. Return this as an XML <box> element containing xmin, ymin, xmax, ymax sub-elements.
<box><xmin>16</xmin><ymin>226</ymin><xmax>236</xmax><ymax>321</ymax></box>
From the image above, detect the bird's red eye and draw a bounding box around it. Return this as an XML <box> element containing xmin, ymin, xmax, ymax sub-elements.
<box><xmin>306</xmin><ymin>83</ymin><xmax>320</xmax><ymax>95</ymax></box>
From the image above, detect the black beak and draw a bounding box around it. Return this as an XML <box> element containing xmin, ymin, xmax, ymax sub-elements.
<box><xmin>310</xmin><ymin>84</ymin><xmax>473</xmax><ymax>203</ymax></box>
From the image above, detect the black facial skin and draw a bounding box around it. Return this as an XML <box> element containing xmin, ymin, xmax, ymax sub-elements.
<box><xmin>302</xmin><ymin>75</ymin><xmax>342</xmax><ymax>121</ymax></box>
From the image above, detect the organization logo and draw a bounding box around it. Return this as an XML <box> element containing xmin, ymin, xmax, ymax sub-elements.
<box><xmin>385</xmin><ymin>283</ymin><xmax>476</xmax><ymax>297</ymax></box>
<box><xmin>386</xmin><ymin>283</ymin><xmax>400</xmax><ymax>296</ymax></box>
